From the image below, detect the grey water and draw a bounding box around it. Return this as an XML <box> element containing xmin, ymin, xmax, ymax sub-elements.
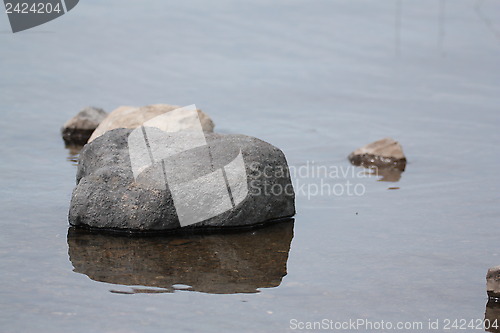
<box><xmin>0</xmin><ymin>0</ymin><xmax>499</xmax><ymax>332</ymax></box>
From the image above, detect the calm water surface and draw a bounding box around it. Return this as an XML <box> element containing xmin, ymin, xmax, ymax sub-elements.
<box><xmin>0</xmin><ymin>1</ymin><xmax>499</xmax><ymax>332</ymax></box>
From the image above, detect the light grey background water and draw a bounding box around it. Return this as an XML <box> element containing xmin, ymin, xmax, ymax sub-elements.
<box><xmin>0</xmin><ymin>1</ymin><xmax>499</xmax><ymax>332</ymax></box>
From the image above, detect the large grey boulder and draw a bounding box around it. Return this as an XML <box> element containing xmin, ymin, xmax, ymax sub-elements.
<box><xmin>88</xmin><ymin>104</ymin><xmax>215</xmax><ymax>143</ymax></box>
<box><xmin>69</xmin><ymin>128</ymin><xmax>295</xmax><ymax>232</ymax></box>
<box><xmin>62</xmin><ymin>107</ymin><xmax>107</xmax><ymax>145</ymax></box>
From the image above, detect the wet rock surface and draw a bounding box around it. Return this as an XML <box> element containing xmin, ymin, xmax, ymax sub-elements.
<box><xmin>88</xmin><ymin>104</ymin><xmax>214</xmax><ymax>142</ymax></box>
<box><xmin>488</xmin><ymin>266</ymin><xmax>500</xmax><ymax>300</ymax></box>
<box><xmin>67</xmin><ymin>220</ymin><xmax>294</xmax><ymax>294</ymax></box>
<box><xmin>348</xmin><ymin>137</ymin><xmax>407</xmax><ymax>172</ymax></box>
<box><xmin>61</xmin><ymin>107</ymin><xmax>107</xmax><ymax>145</ymax></box>
<box><xmin>69</xmin><ymin>128</ymin><xmax>295</xmax><ymax>232</ymax></box>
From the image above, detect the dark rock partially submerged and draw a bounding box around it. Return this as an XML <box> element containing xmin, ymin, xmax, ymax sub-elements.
<box><xmin>348</xmin><ymin>137</ymin><xmax>407</xmax><ymax>171</ymax></box>
<box><xmin>67</xmin><ymin>220</ymin><xmax>294</xmax><ymax>294</ymax></box>
<box><xmin>62</xmin><ymin>107</ymin><xmax>107</xmax><ymax>145</ymax></box>
<box><xmin>69</xmin><ymin>128</ymin><xmax>295</xmax><ymax>233</ymax></box>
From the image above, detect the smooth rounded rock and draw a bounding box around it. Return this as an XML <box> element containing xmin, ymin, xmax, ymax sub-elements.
<box><xmin>69</xmin><ymin>128</ymin><xmax>295</xmax><ymax>232</ymax></box>
<box><xmin>88</xmin><ymin>104</ymin><xmax>215</xmax><ymax>143</ymax></box>
<box><xmin>61</xmin><ymin>107</ymin><xmax>107</xmax><ymax>145</ymax></box>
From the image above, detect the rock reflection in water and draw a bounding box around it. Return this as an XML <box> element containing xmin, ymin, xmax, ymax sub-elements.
<box><xmin>485</xmin><ymin>301</ymin><xmax>500</xmax><ymax>333</ymax></box>
<box><xmin>65</xmin><ymin>144</ymin><xmax>84</xmax><ymax>165</ymax></box>
<box><xmin>363</xmin><ymin>167</ymin><xmax>404</xmax><ymax>182</ymax></box>
<box><xmin>67</xmin><ymin>221</ymin><xmax>294</xmax><ymax>294</ymax></box>
<box><xmin>375</xmin><ymin>167</ymin><xmax>403</xmax><ymax>182</ymax></box>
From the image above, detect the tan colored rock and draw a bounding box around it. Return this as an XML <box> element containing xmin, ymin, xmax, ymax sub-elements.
<box><xmin>348</xmin><ymin>137</ymin><xmax>406</xmax><ymax>171</ymax></box>
<box><xmin>351</xmin><ymin>137</ymin><xmax>405</xmax><ymax>159</ymax></box>
<box><xmin>88</xmin><ymin>104</ymin><xmax>215</xmax><ymax>143</ymax></box>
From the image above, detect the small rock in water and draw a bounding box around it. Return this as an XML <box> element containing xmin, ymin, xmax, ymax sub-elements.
<box><xmin>348</xmin><ymin>137</ymin><xmax>406</xmax><ymax>171</ymax></box>
<box><xmin>88</xmin><ymin>104</ymin><xmax>215</xmax><ymax>142</ymax></box>
<box><xmin>61</xmin><ymin>107</ymin><xmax>107</xmax><ymax>145</ymax></box>
<box><xmin>487</xmin><ymin>266</ymin><xmax>500</xmax><ymax>300</ymax></box>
